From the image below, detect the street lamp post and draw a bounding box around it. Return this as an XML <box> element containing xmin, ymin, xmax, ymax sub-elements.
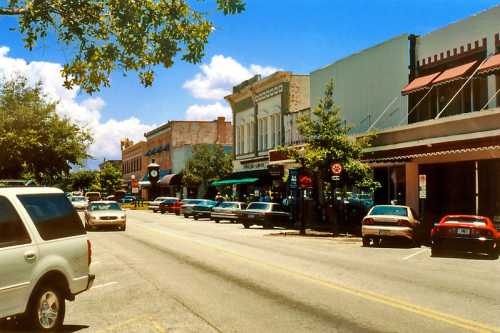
<box><xmin>147</xmin><ymin>160</ymin><xmax>160</xmax><ymax>201</ymax></box>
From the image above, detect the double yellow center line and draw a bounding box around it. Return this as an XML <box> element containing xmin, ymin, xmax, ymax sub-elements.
<box><xmin>139</xmin><ymin>224</ymin><xmax>499</xmax><ymax>333</ymax></box>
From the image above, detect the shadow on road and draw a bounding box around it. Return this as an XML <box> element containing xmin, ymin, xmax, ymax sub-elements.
<box><xmin>0</xmin><ymin>320</ymin><xmax>89</xmax><ymax>332</ymax></box>
<box><xmin>431</xmin><ymin>251</ymin><xmax>498</xmax><ymax>260</ymax></box>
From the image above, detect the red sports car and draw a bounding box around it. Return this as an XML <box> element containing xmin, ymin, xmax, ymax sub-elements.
<box><xmin>431</xmin><ymin>215</ymin><xmax>499</xmax><ymax>258</ymax></box>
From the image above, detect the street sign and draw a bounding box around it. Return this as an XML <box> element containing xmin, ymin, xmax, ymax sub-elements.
<box><xmin>288</xmin><ymin>168</ymin><xmax>300</xmax><ymax>189</ymax></box>
<box><xmin>299</xmin><ymin>175</ymin><xmax>312</xmax><ymax>188</ymax></box>
<box><xmin>419</xmin><ymin>174</ymin><xmax>427</xmax><ymax>199</ymax></box>
<box><xmin>330</xmin><ymin>162</ymin><xmax>343</xmax><ymax>175</ymax></box>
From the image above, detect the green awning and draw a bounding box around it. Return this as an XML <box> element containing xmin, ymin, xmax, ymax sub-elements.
<box><xmin>211</xmin><ymin>178</ymin><xmax>258</xmax><ymax>186</ymax></box>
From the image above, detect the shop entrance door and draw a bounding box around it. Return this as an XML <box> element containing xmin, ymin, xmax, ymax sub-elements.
<box><xmin>419</xmin><ymin>161</ymin><xmax>475</xmax><ymax>231</ymax></box>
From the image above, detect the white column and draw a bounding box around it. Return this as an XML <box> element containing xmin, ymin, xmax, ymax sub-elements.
<box><xmin>405</xmin><ymin>162</ymin><xmax>419</xmax><ymax>213</ymax></box>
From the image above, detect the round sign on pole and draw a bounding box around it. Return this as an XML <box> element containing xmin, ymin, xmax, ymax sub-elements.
<box><xmin>330</xmin><ymin>162</ymin><xmax>343</xmax><ymax>175</ymax></box>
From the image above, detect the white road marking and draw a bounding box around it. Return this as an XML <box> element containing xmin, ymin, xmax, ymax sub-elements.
<box><xmin>402</xmin><ymin>248</ymin><xmax>429</xmax><ymax>261</ymax></box>
<box><xmin>91</xmin><ymin>261</ymin><xmax>101</xmax><ymax>265</ymax></box>
<box><xmin>91</xmin><ymin>281</ymin><xmax>118</xmax><ymax>290</ymax></box>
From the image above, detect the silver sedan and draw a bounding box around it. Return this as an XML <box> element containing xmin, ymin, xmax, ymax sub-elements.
<box><xmin>85</xmin><ymin>201</ymin><xmax>126</xmax><ymax>231</ymax></box>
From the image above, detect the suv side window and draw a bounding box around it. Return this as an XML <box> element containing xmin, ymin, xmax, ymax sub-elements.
<box><xmin>0</xmin><ymin>196</ymin><xmax>31</xmax><ymax>248</ymax></box>
<box><xmin>18</xmin><ymin>193</ymin><xmax>85</xmax><ymax>240</ymax></box>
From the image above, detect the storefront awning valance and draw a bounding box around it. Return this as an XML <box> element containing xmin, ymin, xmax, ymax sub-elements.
<box><xmin>401</xmin><ymin>72</ymin><xmax>441</xmax><ymax>95</ymax></box>
<box><xmin>477</xmin><ymin>53</ymin><xmax>500</xmax><ymax>75</ymax></box>
<box><xmin>212</xmin><ymin>178</ymin><xmax>258</xmax><ymax>186</ymax></box>
<box><xmin>159</xmin><ymin>173</ymin><xmax>182</xmax><ymax>186</ymax></box>
<box><xmin>432</xmin><ymin>61</ymin><xmax>478</xmax><ymax>86</ymax></box>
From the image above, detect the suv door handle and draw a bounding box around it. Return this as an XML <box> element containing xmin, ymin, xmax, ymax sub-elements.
<box><xmin>24</xmin><ymin>251</ymin><xmax>37</xmax><ymax>262</ymax></box>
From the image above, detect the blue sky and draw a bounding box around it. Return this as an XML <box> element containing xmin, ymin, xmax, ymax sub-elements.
<box><xmin>0</xmin><ymin>0</ymin><xmax>498</xmax><ymax>167</ymax></box>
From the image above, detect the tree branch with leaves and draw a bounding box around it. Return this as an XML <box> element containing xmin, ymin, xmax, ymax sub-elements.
<box><xmin>279</xmin><ymin>78</ymin><xmax>379</xmax><ymax>192</ymax></box>
<box><xmin>1</xmin><ymin>0</ymin><xmax>245</xmax><ymax>93</ymax></box>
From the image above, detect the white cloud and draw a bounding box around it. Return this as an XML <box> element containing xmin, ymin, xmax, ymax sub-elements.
<box><xmin>185</xmin><ymin>102</ymin><xmax>232</xmax><ymax>121</ymax></box>
<box><xmin>182</xmin><ymin>55</ymin><xmax>278</xmax><ymax>124</ymax></box>
<box><xmin>183</xmin><ymin>54</ymin><xmax>279</xmax><ymax>100</ymax></box>
<box><xmin>0</xmin><ymin>46</ymin><xmax>155</xmax><ymax>163</ymax></box>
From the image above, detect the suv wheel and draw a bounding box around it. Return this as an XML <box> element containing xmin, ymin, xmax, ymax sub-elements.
<box><xmin>362</xmin><ymin>237</ymin><xmax>370</xmax><ymax>247</ymax></box>
<box><xmin>193</xmin><ymin>215</ymin><xmax>199</xmax><ymax>221</ymax></box>
<box><xmin>27</xmin><ymin>285</ymin><xmax>65</xmax><ymax>331</ymax></box>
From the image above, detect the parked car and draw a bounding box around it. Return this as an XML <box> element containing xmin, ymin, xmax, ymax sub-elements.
<box><xmin>239</xmin><ymin>202</ymin><xmax>292</xmax><ymax>229</ymax></box>
<box><xmin>70</xmin><ymin>195</ymin><xmax>88</xmax><ymax>210</ymax></box>
<box><xmin>159</xmin><ymin>197</ymin><xmax>182</xmax><ymax>215</ymax></box>
<box><xmin>85</xmin><ymin>201</ymin><xmax>126</xmax><ymax>231</ymax></box>
<box><xmin>119</xmin><ymin>195</ymin><xmax>136</xmax><ymax>204</ymax></box>
<box><xmin>180</xmin><ymin>199</ymin><xmax>204</xmax><ymax>218</ymax></box>
<box><xmin>192</xmin><ymin>200</ymin><xmax>218</xmax><ymax>220</ymax></box>
<box><xmin>211</xmin><ymin>201</ymin><xmax>247</xmax><ymax>223</ymax></box>
<box><xmin>431</xmin><ymin>215</ymin><xmax>499</xmax><ymax>258</ymax></box>
<box><xmin>361</xmin><ymin>205</ymin><xmax>421</xmax><ymax>247</ymax></box>
<box><xmin>0</xmin><ymin>187</ymin><xmax>94</xmax><ymax>331</ymax></box>
<box><xmin>149</xmin><ymin>196</ymin><xmax>173</xmax><ymax>213</ymax></box>
<box><xmin>85</xmin><ymin>191</ymin><xmax>101</xmax><ymax>202</ymax></box>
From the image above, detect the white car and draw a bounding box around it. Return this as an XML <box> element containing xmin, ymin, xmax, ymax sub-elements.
<box><xmin>0</xmin><ymin>187</ymin><xmax>94</xmax><ymax>331</ymax></box>
<box><xmin>149</xmin><ymin>197</ymin><xmax>174</xmax><ymax>213</ymax></box>
<box><xmin>85</xmin><ymin>201</ymin><xmax>126</xmax><ymax>231</ymax></box>
<box><xmin>70</xmin><ymin>195</ymin><xmax>88</xmax><ymax>210</ymax></box>
<box><xmin>361</xmin><ymin>205</ymin><xmax>421</xmax><ymax>247</ymax></box>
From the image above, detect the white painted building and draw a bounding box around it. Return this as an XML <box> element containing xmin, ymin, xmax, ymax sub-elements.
<box><xmin>224</xmin><ymin>72</ymin><xmax>309</xmax><ymax>193</ymax></box>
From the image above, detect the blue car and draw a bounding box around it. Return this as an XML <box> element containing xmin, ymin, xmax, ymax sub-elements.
<box><xmin>119</xmin><ymin>196</ymin><xmax>136</xmax><ymax>204</ymax></box>
<box><xmin>192</xmin><ymin>200</ymin><xmax>218</xmax><ymax>220</ymax></box>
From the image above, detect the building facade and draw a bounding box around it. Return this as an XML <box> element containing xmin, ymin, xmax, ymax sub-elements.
<box><xmin>121</xmin><ymin>139</ymin><xmax>148</xmax><ymax>192</ymax></box>
<box><xmin>224</xmin><ymin>72</ymin><xmax>309</xmax><ymax>199</ymax></box>
<box><xmin>141</xmin><ymin>117</ymin><xmax>233</xmax><ymax>198</ymax></box>
<box><xmin>366</xmin><ymin>6</ymin><xmax>500</xmax><ymax>232</ymax></box>
<box><xmin>310</xmin><ymin>34</ymin><xmax>411</xmax><ymax>133</ymax></box>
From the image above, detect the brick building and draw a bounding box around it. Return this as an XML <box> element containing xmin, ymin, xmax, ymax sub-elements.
<box><xmin>141</xmin><ymin>117</ymin><xmax>233</xmax><ymax>199</ymax></box>
<box><xmin>121</xmin><ymin>139</ymin><xmax>148</xmax><ymax>193</ymax></box>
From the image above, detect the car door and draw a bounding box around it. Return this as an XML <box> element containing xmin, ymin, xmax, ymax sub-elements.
<box><xmin>0</xmin><ymin>195</ymin><xmax>37</xmax><ymax>318</ymax></box>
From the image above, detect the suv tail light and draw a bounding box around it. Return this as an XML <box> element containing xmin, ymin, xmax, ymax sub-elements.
<box><xmin>363</xmin><ymin>218</ymin><xmax>374</xmax><ymax>225</ymax></box>
<box><xmin>87</xmin><ymin>239</ymin><xmax>92</xmax><ymax>266</ymax></box>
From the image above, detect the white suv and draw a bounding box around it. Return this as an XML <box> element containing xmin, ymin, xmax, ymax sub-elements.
<box><xmin>0</xmin><ymin>187</ymin><xmax>95</xmax><ymax>331</ymax></box>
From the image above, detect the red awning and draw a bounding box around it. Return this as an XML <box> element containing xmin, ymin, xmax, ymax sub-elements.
<box><xmin>477</xmin><ymin>53</ymin><xmax>500</xmax><ymax>75</ymax></box>
<box><xmin>432</xmin><ymin>61</ymin><xmax>478</xmax><ymax>86</ymax></box>
<box><xmin>401</xmin><ymin>72</ymin><xmax>441</xmax><ymax>95</ymax></box>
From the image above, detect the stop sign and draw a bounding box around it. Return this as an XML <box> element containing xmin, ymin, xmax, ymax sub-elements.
<box><xmin>330</xmin><ymin>162</ymin><xmax>343</xmax><ymax>175</ymax></box>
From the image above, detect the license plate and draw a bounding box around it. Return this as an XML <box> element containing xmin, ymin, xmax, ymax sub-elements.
<box><xmin>457</xmin><ymin>228</ymin><xmax>470</xmax><ymax>236</ymax></box>
<box><xmin>379</xmin><ymin>230</ymin><xmax>391</xmax><ymax>236</ymax></box>
<box><xmin>248</xmin><ymin>214</ymin><xmax>255</xmax><ymax>219</ymax></box>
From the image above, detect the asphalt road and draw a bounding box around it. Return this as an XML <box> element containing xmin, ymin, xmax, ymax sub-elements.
<box><xmin>5</xmin><ymin>210</ymin><xmax>500</xmax><ymax>332</ymax></box>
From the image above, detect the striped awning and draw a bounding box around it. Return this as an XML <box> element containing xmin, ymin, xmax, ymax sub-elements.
<box><xmin>401</xmin><ymin>72</ymin><xmax>441</xmax><ymax>95</ymax></box>
<box><xmin>365</xmin><ymin>145</ymin><xmax>500</xmax><ymax>163</ymax></box>
<box><xmin>477</xmin><ymin>53</ymin><xmax>500</xmax><ymax>75</ymax></box>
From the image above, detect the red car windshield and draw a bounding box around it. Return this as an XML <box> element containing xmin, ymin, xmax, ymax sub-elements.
<box><xmin>443</xmin><ymin>217</ymin><xmax>486</xmax><ymax>226</ymax></box>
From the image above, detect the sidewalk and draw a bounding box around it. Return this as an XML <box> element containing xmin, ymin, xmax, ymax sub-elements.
<box><xmin>267</xmin><ymin>229</ymin><xmax>361</xmax><ymax>242</ymax></box>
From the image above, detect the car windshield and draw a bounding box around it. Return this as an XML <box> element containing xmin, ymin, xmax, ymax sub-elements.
<box><xmin>247</xmin><ymin>203</ymin><xmax>270</xmax><ymax>210</ymax></box>
<box><xmin>443</xmin><ymin>217</ymin><xmax>486</xmax><ymax>226</ymax></box>
<box><xmin>163</xmin><ymin>198</ymin><xmax>178</xmax><ymax>204</ymax></box>
<box><xmin>89</xmin><ymin>203</ymin><xmax>121</xmax><ymax>211</ymax></box>
<box><xmin>370</xmin><ymin>206</ymin><xmax>408</xmax><ymax>217</ymax></box>
<box><xmin>71</xmin><ymin>196</ymin><xmax>86</xmax><ymax>202</ymax></box>
<box><xmin>155</xmin><ymin>197</ymin><xmax>168</xmax><ymax>202</ymax></box>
